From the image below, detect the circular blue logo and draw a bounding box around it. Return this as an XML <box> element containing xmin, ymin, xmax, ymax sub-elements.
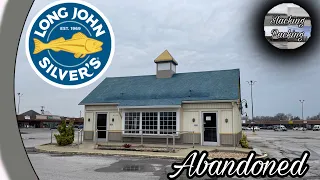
<box><xmin>25</xmin><ymin>0</ymin><xmax>115</xmax><ymax>89</ymax></box>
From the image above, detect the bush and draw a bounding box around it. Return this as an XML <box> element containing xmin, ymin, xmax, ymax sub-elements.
<box><xmin>239</xmin><ymin>132</ymin><xmax>249</xmax><ymax>148</ymax></box>
<box><xmin>54</xmin><ymin>120</ymin><xmax>75</xmax><ymax>146</ymax></box>
<box><xmin>123</xmin><ymin>143</ymin><xmax>132</xmax><ymax>148</ymax></box>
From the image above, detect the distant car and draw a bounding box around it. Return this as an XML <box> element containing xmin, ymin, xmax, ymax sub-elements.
<box><xmin>293</xmin><ymin>127</ymin><xmax>299</xmax><ymax>131</ymax></box>
<box><xmin>242</xmin><ymin>126</ymin><xmax>250</xmax><ymax>130</ymax></box>
<box><xmin>313</xmin><ymin>125</ymin><xmax>320</xmax><ymax>131</ymax></box>
<box><xmin>267</xmin><ymin>126</ymin><xmax>273</xmax><ymax>130</ymax></box>
<box><xmin>78</xmin><ymin>125</ymin><xmax>83</xmax><ymax>129</ymax></box>
<box><xmin>274</xmin><ymin>125</ymin><xmax>287</xmax><ymax>131</ymax></box>
<box><xmin>253</xmin><ymin>126</ymin><xmax>260</xmax><ymax>131</ymax></box>
<box><xmin>298</xmin><ymin>127</ymin><xmax>307</xmax><ymax>131</ymax></box>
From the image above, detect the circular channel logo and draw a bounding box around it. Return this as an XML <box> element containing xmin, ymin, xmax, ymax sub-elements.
<box><xmin>264</xmin><ymin>3</ymin><xmax>311</xmax><ymax>49</ymax></box>
<box><xmin>25</xmin><ymin>0</ymin><xmax>115</xmax><ymax>89</ymax></box>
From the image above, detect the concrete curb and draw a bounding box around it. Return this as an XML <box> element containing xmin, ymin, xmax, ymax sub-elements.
<box><xmin>35</xmin><ymin>148</ymin><xmax>186</xmax><ymax>160</ymax></box>
<box><xmin>34</xmin><ymin>145</ymin><xmax>268</xmax><ymax>160</ymax></box>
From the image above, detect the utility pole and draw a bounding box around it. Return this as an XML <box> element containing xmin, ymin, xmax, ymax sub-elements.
<box><xmin>247</xmin><ymin>80</ymin><xmax>257</xmax><ymax>132</ymax></box>
<box><xmin>17</xmin><ymin>93</ymin><xmax>23</xmax><ymax>114</ymax></box>
<box><xmin>80</xmin><ymin>110</ymin><xmax>82</xmax><ymax>117</ymax></box>
<box><xmin>299</xmin><ymin>100</ymin><xmax>305</xmax><ymax>128</ymax></box>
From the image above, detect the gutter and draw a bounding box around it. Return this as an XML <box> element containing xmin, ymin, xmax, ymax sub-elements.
<box><xmin>182</xmin><ymin>100</ymin><xmax>238</xmax><ymax>103</ymax></box>
<box><xmin>117</xmin><ymin>105</ymin><xmax>181</xmax><ymax>109</ymax></box>
<box><xmin>78</xmin><ymin>103</ymin><xmax>119</xmax><ymax>105</ymax></box>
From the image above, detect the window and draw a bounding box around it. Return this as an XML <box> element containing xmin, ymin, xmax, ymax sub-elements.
<box><xmin>160</xmin><ymin>112</ymin><xmax>176</xmax><ymax>134</ymax></box>
<box><xmin>124</xmin><ymin>112</ymin><xmax>140</xmax><ymax>134</ymax></box>
<box><xmin>171</xmin><ymin>63</ymin><xmax>176</xmax><ymax>72</ymax></box>
<box><xmin>142</xmin><ymin>112</ymin><xmax>158</xmax><ymax>134</ymax></box>
<box><xmin>158</xmin><ymin>63</ymin><xmax>170</xmax><ymax>70</ymax></box>
<box><xmin>123</xmin><ymin>111</ymin><xmax>178</xmax><ymax>135</ymax></box>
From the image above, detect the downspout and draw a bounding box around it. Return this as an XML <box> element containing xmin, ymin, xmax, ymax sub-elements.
<box><xmin>232</xmin><ymin>102</ymin><xmax>235</xmax><ymax>151</ymax></box>
<box><xmin>117</xmin><ymin>107</ymin><xmax>122</xmax><ymax>119</ymax></box>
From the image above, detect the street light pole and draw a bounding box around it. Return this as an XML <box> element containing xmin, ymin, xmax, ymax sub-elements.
<box><xmin>299</xmin><ymin>100</ymin><xmax>305</xmax><ymax>128</ymax></box>
<box><xmin>17</xmin><ymin>93</ymin><xmax>23</xmax><ymax>115</ymax></box>
<box><xmin>247</xmin><ymin>80</ymin><xmax>256</xmax><ymax>132</ymax></box>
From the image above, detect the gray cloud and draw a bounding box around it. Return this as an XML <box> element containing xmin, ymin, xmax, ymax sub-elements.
<box><xmin>12</xmin><ymin>0</ymin><xmax>320</xmax><ymax>118</ymax></box>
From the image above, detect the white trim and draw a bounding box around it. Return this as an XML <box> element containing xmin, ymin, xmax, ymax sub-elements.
<box><xmin>182</xmin><ymin>100</ymin><xmax>237</xmax><ymax>104</ymax></box>
<box><xmin>81</xmin><ymin>100</ymin><xmax>237</xmax><ymax>106</ymax></box>
<box><xmin>139</xmin><ymin>112</ymin><xmax>142</xmax><ymax>135</ymax></box>
<box><xmin>96</xmin><ymin>112</ymin><xmax>108</xmax><ymax>141</ymax></box>
<box><xmin>121</xmin><ymin>112</ymin><xmax>125</xmax><ymax>133</ymax></box>
<box><xmin>118</xmin><ymin>105</ymin><xmax>181</xmax><ymax>109</ymax></box>
<box><xmin>157</xmin><ymin>112</ymin><xmax>160</xmax><ymax>134</ymax></box>
<box><xmin>201</xmin><ymin>111</ymin><xmax>219</xmax><ymax>146</ymax></box>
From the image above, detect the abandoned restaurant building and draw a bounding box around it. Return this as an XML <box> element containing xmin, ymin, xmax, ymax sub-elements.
<box><xmin>79</xmin><ymin>50</ymin><xmax>245</xmax><ymax>147</ymax></box>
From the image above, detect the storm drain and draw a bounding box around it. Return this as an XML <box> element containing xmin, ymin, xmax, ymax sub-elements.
<box><xmin>122</xmin><ymin>164</ymin><xmax>143</xmax><ymax>172</ymax></box>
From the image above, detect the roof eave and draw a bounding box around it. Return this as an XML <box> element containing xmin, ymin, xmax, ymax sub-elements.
<box><xmin>118</xmin><ymin>105</ymin><xmax>181</xmax><ymax>109</ymax></box>
<box><xmin>79</xmin><ymin>102</ymin><xmax>120</xmax><ymax>106</ymax></box>
<box><xmin>182</xmin><ymin>100</ymin><xmax>238</xmax><ymax>103</ymax></box>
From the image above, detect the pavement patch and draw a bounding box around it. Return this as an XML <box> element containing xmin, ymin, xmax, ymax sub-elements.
<box><xmin>94</xmin><ymin>159</ymin><xmax>171</xmax><ymax>174</ymax></box>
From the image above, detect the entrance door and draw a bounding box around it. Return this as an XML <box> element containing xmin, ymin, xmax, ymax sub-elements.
<box><xmin>203</xmin><ymin>113</ymin><xmax>218</xmax><ymax>146</ymax></box>
<box><xmin>97</xmin><ymin>113</ymin><xmax>107</xmax><ymax>139</ymax></box>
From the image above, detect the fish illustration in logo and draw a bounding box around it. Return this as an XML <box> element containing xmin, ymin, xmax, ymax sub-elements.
<box><xmin>33</xmin><ymin>32</ymin><xmax>103</xmax><ymax>58</ymax></box>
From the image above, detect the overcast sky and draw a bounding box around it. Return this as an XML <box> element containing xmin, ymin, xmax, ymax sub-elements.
<box><xmin>5</xmin><ymin>0</ymin><xmax>320</xmax><ymax>118</ymax></box>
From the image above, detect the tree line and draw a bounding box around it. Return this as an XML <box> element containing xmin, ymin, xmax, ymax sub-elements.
<box><xmin>242</xmin><ymin>113</ymin><xmax>320</xmax><ymax>121</ymax></box>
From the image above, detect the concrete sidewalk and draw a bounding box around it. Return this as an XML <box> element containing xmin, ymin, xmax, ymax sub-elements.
<box><xmin>35</xmin><ymin>141</ymin><xmax>266</xmax><ymax>160</ymax></box>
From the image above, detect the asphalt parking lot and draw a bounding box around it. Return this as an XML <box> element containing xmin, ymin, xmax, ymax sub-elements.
<box><xmin>20</xmin><ymin>128</ymin><xmax>320</xmax><ymax>180</ymax></box>
<box><xmin>246</xmin><ymin>130</ymin><xmax>320</xmax><ymax>179</ymax></box>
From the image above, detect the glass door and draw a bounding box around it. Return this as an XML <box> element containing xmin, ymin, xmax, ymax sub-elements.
<box><xmin>203</xmin><ymin>112</ymin><xmax>217</xmax><ymax>146</ymax></box>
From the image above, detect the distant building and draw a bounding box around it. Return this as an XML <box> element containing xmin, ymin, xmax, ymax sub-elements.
<box><xmin>17</xmin><ymin>110</ymin><xmax>84</xmax><ymax>128</ymax></box>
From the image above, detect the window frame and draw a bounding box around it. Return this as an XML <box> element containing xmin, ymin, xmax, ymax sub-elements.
<box><xmin>157</xmin><ymin>62</ymin><xmax>171</xmax><ymax>71</ymax></box>
<box><xmin>122</xmin><ymin>109</ymin><xmax>180</xmax><ymax>136</ymax></box>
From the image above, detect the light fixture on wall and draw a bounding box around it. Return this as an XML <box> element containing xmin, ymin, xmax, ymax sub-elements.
<box><xmin>112</xmin><ymin>118</ymin><xmax>114</xmax><ymax>122</ymax></box>
<box><xmin>192</xmin><ymin>118</ymin><xmax>195</xmax><ymax>123</ymax></box>
<box><xmin>238</xmin><ymin>99</ymin><xmax>248</xmax><ymax>115</ymax></box>
<box><xmin>88</xmin><ymin>118</ymin><xmax>90</xmax><ymax>122</ymax></box>
<box><xmin>225</xmin><ymin>118</ymin><xmax>228</xmax><ymax>123</ymax></box>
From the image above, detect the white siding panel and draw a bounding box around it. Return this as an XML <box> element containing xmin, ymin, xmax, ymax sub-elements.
<box><xmin>109</xmin><ymin>113</ymin><xmax>122</xmax><ymax>131</ymax></box>
<box><xmin>84</xmin><ymin>112</ymin><xmax>94</xmax><ymax>131</ymax></box>
<box><xmin>182</xmin><ymin>103</ymin><xmax>232</xmax><ymax>109</ymax></box>
<box><xmin>85</xmin><ymin>105</ymin><xmax>118</xmax><ymax>112</ymax></box>
<box><xmin>182</xmin><ymin>111</ymin><xmax>200</xmax><ymax>133</ymax></box>
<box><xmin>219</xmin><ymin>110</ymin><xmax>233</xmax><ymax>134</ymax></box>
<box><xmin>232</xmin><ymin>104</ymin><xmax>242</xmax><ymax>133</ymax></box>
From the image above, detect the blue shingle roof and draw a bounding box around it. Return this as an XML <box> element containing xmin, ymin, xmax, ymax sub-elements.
<box><xmin>79</xmin><ymin>69</ymin><xmax>240</xmax><ymax>106</ymax></box>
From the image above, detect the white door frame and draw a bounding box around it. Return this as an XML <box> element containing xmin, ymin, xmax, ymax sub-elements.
<box><xmin>200</xmin><ymin>111</ymin><xmax>219</xmax><ymax>146</ymax></box>
<box><xmin>96</xmin><ymin>112</ymin><xmax>108</xmax><ymax>142</ymax></box>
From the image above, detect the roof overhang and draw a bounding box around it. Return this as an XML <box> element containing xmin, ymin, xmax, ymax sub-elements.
<box><xmin>79</xmin><ymin>103</ymin><xmax>119</xmax><ymax>105</ymax></box>
<box><xmin>182</xmin><ymin>100</ymin><xmax>238</xmax><ymax>104</ymax></box>
<box><xmin>117</xmin><ymin>105</ymin><xmax>181</xmax><ymax>109</ymax></box>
